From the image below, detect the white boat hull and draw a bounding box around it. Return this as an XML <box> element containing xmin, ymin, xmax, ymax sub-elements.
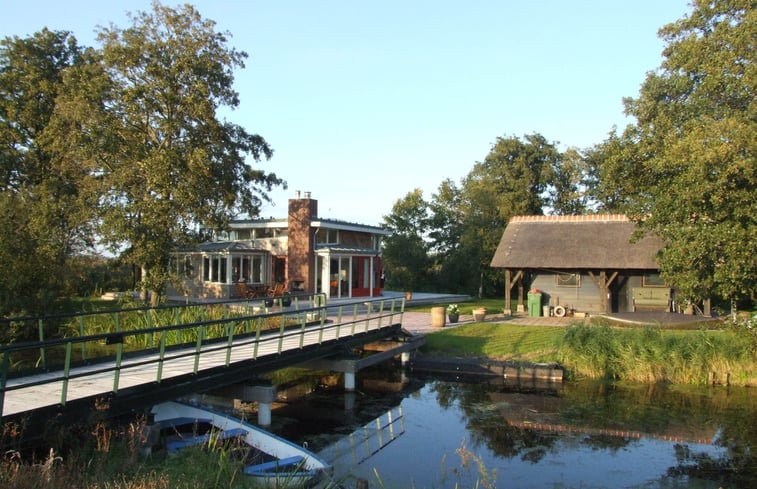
<box><xmin>150</xmin><ymin>400</ymin><xmax>329</xmax><ymax>487</ymax></box>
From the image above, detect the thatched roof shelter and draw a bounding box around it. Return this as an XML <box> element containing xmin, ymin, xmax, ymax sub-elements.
<box><xmin>490</xmin><ymin>215</ymin><xmax>663</xmax><ymax>270</ymax></box>
<box><xmin>490</xmin><ymin>215</ymin><xmax>667</xmax><ymax>314</ymax></box>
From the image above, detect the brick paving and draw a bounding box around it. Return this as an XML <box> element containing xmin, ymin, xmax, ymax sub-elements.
<box><xmin>399</xmin><ymin>309</ymin><xmax>719</xmax><ymax>335</ymax></box>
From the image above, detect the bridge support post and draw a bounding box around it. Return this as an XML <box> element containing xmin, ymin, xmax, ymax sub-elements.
<box><xmin>213</xmin><ymin>381</ymin><xmax>277</xmax><ymax>426</ymax></box>
<box><xmin>344</xmin><ymin>371</ymin><xmax>356</xmax><ymax>392</ymax></box>
<box><xmin>344</xmin><ymin>391</ymin><xmax>356</xmax><ymax>411</ymax></box>
<box><xmin>242</xmin><ymin>384</ymin><xmax>276</xmax><ymax>426</ymax></box>
<box><xmin>401</xmin><ymin>351</ymin><xmax>410</xmax><ymax>365</ymax></box>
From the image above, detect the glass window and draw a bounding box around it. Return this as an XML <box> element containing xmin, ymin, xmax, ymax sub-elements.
<box><xmin>202</xmin><ymin>254</ymin><xmax>230</xmax><ymax>283</ymax></box>
<box><xmin>556</xmin><ymin>272</ymin><xmax>580</xmax><ymax>287</ymax></box>
<box><xmin>643</xmin><ymin>273</ymin><xmax>666</xmax><ymax>287</ymax></box>
<box><xmin>251</xmin><ymin>255</ymin><xmax>263</xmax><ymax>283</ymax></box>
<box><xmin>317</xmin><ymin>229</ymin><xmax>339</xmax><ymax>244</ymax></box>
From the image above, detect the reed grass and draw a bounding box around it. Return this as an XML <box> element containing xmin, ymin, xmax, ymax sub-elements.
<box><xmin>422</xmin><ymin>318</ymin><xmax>756</xmax><ymax>386</ymax></box>
<box><xmin>1</xmin><ymin>416</ymin><xmax>340</xmax><ymax>489</ymax></box>
<box><xmin>558</xmin><ymin>322</ymin><xmax>757</xmax><ymax>385</ymax></box>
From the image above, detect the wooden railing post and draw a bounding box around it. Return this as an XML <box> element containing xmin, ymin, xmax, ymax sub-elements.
<box><xmin>38</xmin><ymin>319</ymin><xmax>46</xmax><ymax>370</ymax></box>
<box><xmin>0</xmin><ymin>351</ymin><xmax>8</xmax><ymax>418</ymax></box>
<box><xmin>61</xmin><ymin>342</ymin><xmax>73</xmax><ymax>406</ymax></box>
<box><xmin>156</xmin><ymin>331</ymin><xmax>166</xmax><ymax>383</ymax></box>
<box><xmin>113</xmin><ymin>342</ymin><xmax>123</xmax><ymax>394</ymax></box>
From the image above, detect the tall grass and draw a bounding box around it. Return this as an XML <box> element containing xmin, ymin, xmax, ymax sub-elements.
<box><xmin>1</xmin><ymin>416</ymin><xmax>338</xmax><ymax>489</ymax></box>
<box><xmin>6</xmin><ymin>304</ymin><xmax>291</xmax><ymax>374</ymax></box>
<box><xmin>422</xmin><ymin>318</ymin><xmax>756</xmax><ymax>386</ymax></box>
<box><xmin>558</xmin><ymin>322</ymin><xmax>757</xmax><ymax>385</ymax></box>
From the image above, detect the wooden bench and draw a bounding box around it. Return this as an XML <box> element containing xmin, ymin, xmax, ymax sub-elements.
<box><xmin>158</xmin><ymin>417</ymin><xmax>211</xmax><ymax>429</ymax></box>
<box><xmin>632</xmin><ymin>287</ymin><xmax>671</xmax><ymax>311</ymax></box>
<box><xmin>244</xmin><ymin>455</ymin><xmax>305</xmax><ymax>475</ymax></box>
<box><xmin>166</xmin><ymin>427</ymin><xmax>247</xmax><ymax>452</ymax></box>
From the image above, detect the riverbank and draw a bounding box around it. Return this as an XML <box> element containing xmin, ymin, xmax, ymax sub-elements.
<box><xmin>404</xmin><ymin>311</ymin><xmax>756</xmax><ymax>387</ymax></box>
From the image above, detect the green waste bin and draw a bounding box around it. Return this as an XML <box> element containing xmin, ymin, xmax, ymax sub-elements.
<box><xmin>527</xmin><ymin>292</ymin><xmax>542</xmax><ymax>317</ymax></box>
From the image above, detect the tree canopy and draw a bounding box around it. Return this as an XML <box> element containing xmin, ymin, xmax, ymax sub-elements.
<box><xmin>593</xmin><ymin>0</ymin><xmax>756</xmax><ymax>304</ymax></box>
<box><xmin>89</xmin><ymin>2</ymin><xmax>283</xmax><ymax>303</ymax></box>
<box><xmin>0</xmin><ymin>2</ymin><xmax>284</xmax><ymax>314</ymax></box>
<box><xmin>0</xmin><ymin>29</ymin><xmax>95</xmax><ymax>315</ymax></box>
<box><xmin>382</xmin><ymin>134</ymin><xmax>565</xmax><ymax>296</ymax></box>
<box><xmin>381</xmin><ymin>188</ymin><xmax>432</xmax><ymax>292</ymax></box>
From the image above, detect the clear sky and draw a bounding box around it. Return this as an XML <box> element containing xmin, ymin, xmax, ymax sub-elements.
<box><xmin>1</xmin><ymin>1</ymin><xmax>691</xmax><ymax>225</ymax></box>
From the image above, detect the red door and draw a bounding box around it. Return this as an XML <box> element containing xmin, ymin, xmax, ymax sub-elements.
<box><xmin>351</xmin><ymin>256</ymin><xmax>373</xmax><ymax>297</ymax></box>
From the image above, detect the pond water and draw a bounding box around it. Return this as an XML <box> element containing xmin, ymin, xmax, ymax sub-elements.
<box><xmin>252</xmin><ymin>367</ymin><xmax>756</xmax><ymax>489</ymax></box>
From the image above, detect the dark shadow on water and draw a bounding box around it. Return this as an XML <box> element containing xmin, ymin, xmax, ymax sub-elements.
<box><xmin>240</xmin><ymin>365</ymin><xmax>756</xmax><ymax>488</ymax></box>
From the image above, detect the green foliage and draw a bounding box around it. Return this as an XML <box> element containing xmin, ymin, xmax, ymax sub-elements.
<box><xmin>592</xmin><ymin>0</ymin><xmax>757</xmax><ymax>304</ymax></box>
<box><xmin>0</xmin><ymin>29</ymin><xmax>95</xmax><ymax>316</ymax></box>
<box><xmin>0</xmin><ymin>3</ymin><xmax>285</xmax><ymax>319</ymax></box>
<box><xmin>558</xmin><ymin>322</ymin><xmax>757</xmax><ymax>385</ymax></box>
<box><xmin>381</xmin><ymin>189</ymin><xmax>433</xmax><ymax>291</ymax></box>
<box><xmin>383</xmin><ymin>134</ymin><xmax>579</xmax><ymax>297</ymax></box>
<box><xmin>3</xmin><ymin>302</ymin><xmax>291</xmax><ymax>372</ymax></box>
<box><xmin>88</xmin><ymin>2</ymin><xmax>284</xmax><ymax>303</ymax></box>
<box><xmin>457</xmin><ymin>134</ymin><xmax>561</xmax><ymax>296</ymax></box>
<box><xmin>423</xmin><ymin>318</ymin><xmax>756</xmax><ymax>386</ymax></box>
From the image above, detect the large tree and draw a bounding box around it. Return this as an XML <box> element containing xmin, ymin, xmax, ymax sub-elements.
<box><xmin>458</xmin><ymin>133</ymin><xmax>559</xmax><ymax>296</ymax></box>
<box><xmin>0</xmin><ymin>29</ymin><xmax>94</xmax><ymax>316</ymax></box>
<box><xmin>596</xmin><ymin>0</ymin><xmax>756</xmax><ymax>305</ymax></box>
<box><xmin>89</xmin><ymin>2</ymin><xmax>284</xmax><ymax>303</ymax></box>
<box><xmin>381</xmin><ymin>189</ymin><xmax>432</xmax><ymax>292</ymax></box>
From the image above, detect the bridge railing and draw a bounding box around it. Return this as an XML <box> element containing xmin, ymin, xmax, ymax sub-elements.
<box><xmin>0</xmin><ymin>296</ymin><xmax>405</xmax><ymax>419</ymax></box>
<box><xmin>1</xmin><ymin>294</ymin><xmax>333</xmax><ymax>365</ymax></box>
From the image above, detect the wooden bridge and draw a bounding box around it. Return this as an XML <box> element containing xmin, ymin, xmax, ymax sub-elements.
<box><xmin>0</xmin><ymin>296</ymin><xmax>421</xmax><ymax>436</ymax></box>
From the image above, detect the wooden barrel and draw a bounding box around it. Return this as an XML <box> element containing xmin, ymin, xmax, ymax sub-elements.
<box><xmin>431</xmin><ymin>306</ymin><xmax>446</xmax><ymax>328</ymax></box>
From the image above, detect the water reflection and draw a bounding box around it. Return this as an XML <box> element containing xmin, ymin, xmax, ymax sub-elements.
<box><xmin>245</xmin><ymin>367</ymin><xmax>756</xmax><ymax>488</ymax></box>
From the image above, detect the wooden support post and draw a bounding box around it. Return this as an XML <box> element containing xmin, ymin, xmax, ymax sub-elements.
<box><xmin>516</xmin><ymin>270</ymin><xmax>525</xmax><ymax>312</ymax></box>
<box><xmin>505</xmin><ymin>269</ymin><xmax>512</xmax><ymax>315</ymax></box>
<box><xmin>588</xmin><ymin>270</ymin><xmax>618</xmax><ymax>314</ymax></box>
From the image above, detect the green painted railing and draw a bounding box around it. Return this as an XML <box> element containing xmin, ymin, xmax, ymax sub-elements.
<box><xmin>0</xmin><ymin>296</ymin><xmax>405</xmax><ymax>421</ymax></box>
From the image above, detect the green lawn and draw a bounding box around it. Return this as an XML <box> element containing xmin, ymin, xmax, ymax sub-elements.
<box><xmin>421</xmin><ymin>322</ymin><xmax>564</xmax><ymax>363</ymax></box>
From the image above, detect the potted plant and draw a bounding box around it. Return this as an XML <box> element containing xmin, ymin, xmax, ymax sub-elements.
<box><xmin>472</xmin><ymin>307</ymin><xmax>487</xmax><ymax>322</ymax></box>
<box><xmin>281</xmin><ymin>291</ymin><xmax>292</xmax><ymax>307</ymax></box>
<box><xmin>447</xmin><ymin>304</ymin><xmax>460</xmax><ymax>323</ymax></box>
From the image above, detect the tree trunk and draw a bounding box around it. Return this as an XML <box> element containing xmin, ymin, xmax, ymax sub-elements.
<box><xmin>140</xmin><ymin>264</ymin><xmax>150</xmax><ymax>303</ymax></box>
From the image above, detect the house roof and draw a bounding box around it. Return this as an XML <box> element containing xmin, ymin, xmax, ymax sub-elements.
<box><xmin>194</xmin><ymin>241</ymin><xmax>267</xmax><ymax>253</ymax></box>
<box><xmin>490</xmin><ymin>215</ymin><xmax>664</xmax><ymax>270</ymax></box>
<box><xmin>315</xmin><ymin>244</ymin><xmax>381</xmax><ymax>255</ymax></box>
<box><xmin>228</xmin><ymin>217</ymin><xmax>389</xmax><ymax>235</ymax></box>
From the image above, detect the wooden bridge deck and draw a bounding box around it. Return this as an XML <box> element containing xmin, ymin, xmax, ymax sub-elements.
<box><xmin>2</xmin><ymin>301</ymin><xmax>408</xmax><ymax>420</ymax></box>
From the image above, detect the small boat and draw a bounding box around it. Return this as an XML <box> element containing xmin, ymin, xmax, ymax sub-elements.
<box><xmin>150</xmin><ymin>400</ymin><xmax>330</xmax><ymax>487</ymax></box>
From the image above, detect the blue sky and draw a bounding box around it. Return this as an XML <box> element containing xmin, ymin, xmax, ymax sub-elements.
<box><xmin>1</xmin><ymin>1</ymin><xmax>691</xmax><ymax>225</ymax></box>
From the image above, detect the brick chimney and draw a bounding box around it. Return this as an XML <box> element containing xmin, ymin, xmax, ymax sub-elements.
<box><xmin>287</xmin><ymin>192</ymin><xmax>317</xmax><ymax>292</ymax></box>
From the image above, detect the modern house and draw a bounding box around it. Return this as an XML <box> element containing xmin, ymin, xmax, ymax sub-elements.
<box><xmin>490</xmin><ymin>215</ymin><xmax>676</xmax><ymax>316</ymax></box>
<box><xmin>168</xmin><ymin>192</ymin><xmax>390</xmax><ymax>301</ymax></box>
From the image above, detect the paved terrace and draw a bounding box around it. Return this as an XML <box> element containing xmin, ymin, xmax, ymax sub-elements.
<box><xmin>371</xmin><ymin>291</ymin><xmax>723</xmax><ymax>335</ymax></box>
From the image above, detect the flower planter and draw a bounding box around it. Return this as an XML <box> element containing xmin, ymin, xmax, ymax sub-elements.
<box><xmin>448</xmin><ymin>313</ymin><xmax>459</xmax><ymax>323</ymax></box>
<box><xmin>472</xmin><ymin>308</ymin><xmax>487</xmax><ymax>322</ymax></box>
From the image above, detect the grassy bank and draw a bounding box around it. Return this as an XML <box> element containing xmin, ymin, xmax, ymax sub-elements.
<box><xmin>421</xmin><ymin>317</ymin><xmax>757</xmax><ymax>386</ymax></box>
